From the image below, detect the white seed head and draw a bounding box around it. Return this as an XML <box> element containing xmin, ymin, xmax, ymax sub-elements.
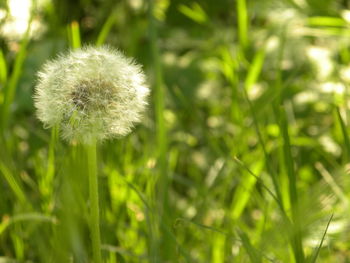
<box><xmin>34</xmin><ymin>46</ymin><xmax>149</xmax><ymax>143</ymax></box>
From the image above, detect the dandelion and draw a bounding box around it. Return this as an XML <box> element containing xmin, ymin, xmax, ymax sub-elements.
<box><xmin>34</xmin><ymin>46</ymin><xmax>149</xmax><ymax>263</ymax></box>
<box><xmin>34</xmin><ymin>45</ymin><xmax>149</xmax><ymax>144</ymax></box>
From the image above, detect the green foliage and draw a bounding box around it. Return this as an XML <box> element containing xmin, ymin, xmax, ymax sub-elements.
<box><xmin>0</xmin><ymin>0</ymin><xmax>349</xmax><ymax>262</ymax></box>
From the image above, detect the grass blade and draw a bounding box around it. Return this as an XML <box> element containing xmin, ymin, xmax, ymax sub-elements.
<box><xmin>0</xmin><ymin>213</ymin><xmax>56</xmax><ymax>236</ymax></box>
<box><xmin>245</xmin><ymin>49</ymin><xmax>265</xmax><ymax>92</ymax></box>
<box><xmin>148</xmin><ymin>0</ymin><xmax>173</xmax><ymax>261</ymax></box>
<box><xmin>278</xmin><ymin>107</ymin><xmax>305</xmax><ymax>263</ymax></box>
<box><xmin>242</xmin><ymin>47</ymin><xmax>284</xmax><ymax>211</ymax></box>
<box><xmin>309</xmin><ymin>214</ymin><xmax>334</xmax><ymax>263</ymax></box>
<box><xmin>0</xmin><ymin>49</ymin><xmax>7</xmax><ymax>85</ymax></box>
<box><xmin>0</xmin><ymin>161</ymin><xmax>26</xmax><ymax>204</ymax></box>
<box><xmin>68</xmin><ymin>21</ymin><xmax>81</xmax><ymax>49</ymax></box>
<box><xmin>1</xmin><ymin>32</ymin><xmax>29</xmax><ymax>129</ymax></box>
<box><xmin>238</xmin><ymin>230</ymin><xmax>262</xmax><ymax>263</ymax></box>
<box><xmin>230</xmin><ymin>161</ymin><xmax>262</xmax><ymax>220</ymax></box>
<box><xmin>178</xmin><ymin>3</ymin><xmax>208</xmax><ymax>24</ymax></box>
<box><xmin>336</xmin><ymin>107</ymin><xmax>350</xmax><ymax>160</ymax></box>
<box><xmin>236</xmin><ymin>0</ymin><xmax>248</xmax><ymax>48</ymax></box>
<box><xmin>96</xmin><ymin>11</ymin><xmax>116</xmax><ymax>46</ymax></box>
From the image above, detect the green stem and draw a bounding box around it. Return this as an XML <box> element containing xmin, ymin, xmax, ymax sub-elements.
<box><xmin>236</xmin><ymin>0</ymin><xmax>248</xmax><ymax>49</ymax></box>
<box><xmin>87</xmin><ymin>141</ymin><xmax>102</xmax><ymax>263</ymax></box>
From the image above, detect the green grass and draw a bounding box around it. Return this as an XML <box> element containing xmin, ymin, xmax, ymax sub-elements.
<box><xmin>0</xmin><ymin>0</ymin><xmax>349</xmax><ymax>262</ymax></box>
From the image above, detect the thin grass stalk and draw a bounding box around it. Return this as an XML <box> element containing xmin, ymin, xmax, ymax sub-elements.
<box><xmin>1</xmin><ymin>35</ymin><xmax>29</xmax><ymax>130</ymax></box>
<box><xmin>1</xmin><ymin>12</ymin><xmax>32</xmax><ymax>131</ymax></box>
<box><xmin>40</xmin><ymin>124</ymin><xmax>58</xmax><ymax>212</ymax></box>
<box><xmin>270</xmin><ymin>30</ymin><xmax>305</xmax><ymax>261</ymax></box>
<box><xmin>68</xmin><ymin>21</ymin><xmax>81</xmax><ymax>49</ymax></box>
<box><xmin>309</xmin><ymin>214</ymin><xmax>333</xmax><ymax>263</ymax></box>
<box><xmin>0</xmin><ymin>161</ymin><xmax>26</xmax><ymax>204</ymax></box>
<box><xmin>96</xmin><ymin>10</ymin><xmax>116</xmax><ymax>46</ymax></box>
<box><xmin>148</xmin><ymin>1</ymin><xmax>167</xmax><ymax>176</ymax></box>
<box><xmin>279</xmin><ymin>108</ymin><xmax>305</xmax><ymax>263</ymax></box>
<box><xmin>236</xmin><ymin>0</ymin><xmax>248</xmax><ymax>49</ymax></box>
<box><xmin>271</xmin><ymin>28</ymin><xmax>291</xmax><ymax>213</ymax></box>
<box><xmin>0</xmin><ymin>49</ymin><xmax>7</xmax><ymax>85</ymax></box>
<box><xmin>336</xmin><ymin>107</ymin><xmax>350</xmax><ymax>162</ymax></box>
<box><xmin>148</xmin><ymin>0</ymin><xmax>172</xmax><ymax>261</ymax></box>
<box><xmin>242</xmin><ymin>69</ymin><xmax>284</xmax><ymax>212</ymax></box>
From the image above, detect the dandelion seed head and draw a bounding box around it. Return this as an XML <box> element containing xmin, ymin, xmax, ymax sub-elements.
<box><xmin>34</xmin><ymin>46</ymin><xmax>149</xmax><ymax>143</ymax></box>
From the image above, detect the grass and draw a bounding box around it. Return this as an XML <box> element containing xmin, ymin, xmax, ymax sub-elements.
<box><xmin>0</xmin><ymin>0</ymin><xmax>349</xmax><ymax>262</ymax></box>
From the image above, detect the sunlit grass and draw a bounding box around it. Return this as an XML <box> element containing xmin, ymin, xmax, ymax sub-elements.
<box><xmin>1</xmin><ymin>0</ymin><xmax>350</xmax><ymax>262</ymax></box>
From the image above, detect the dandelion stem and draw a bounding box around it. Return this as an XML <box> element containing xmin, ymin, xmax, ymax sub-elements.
<box><xmin>87</xmin><ymin>140</ymin><xmax>102</xmax><ymax>263</ymax></box>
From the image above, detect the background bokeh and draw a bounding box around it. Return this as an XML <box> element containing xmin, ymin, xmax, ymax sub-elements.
<box><xmin>1</xmin><ymin>0</ymin><xmax>350</xmax><ymax>262</ymax></box>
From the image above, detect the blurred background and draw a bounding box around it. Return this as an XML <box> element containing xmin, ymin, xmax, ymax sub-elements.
<box><xmin>1</xmin><ymin>0</ymin><xmax>350</xmax><ymax>262</ymax></box>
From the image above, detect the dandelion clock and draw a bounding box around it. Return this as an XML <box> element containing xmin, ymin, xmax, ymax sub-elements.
<box><xmin>34</xmin><ymin>46</ymin><xmax>149</xmax><ymax>144</ymax></box>
<box><xmin>34</xmin><ymin>46</ymin><xmax>149</xmax><ymax>263</ymax></box>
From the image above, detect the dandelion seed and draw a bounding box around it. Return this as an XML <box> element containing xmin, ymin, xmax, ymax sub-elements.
<box><xmin>34</xmin><ymin>46</ymin><xmax>149</xmax><ymax>143</ymax></box>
